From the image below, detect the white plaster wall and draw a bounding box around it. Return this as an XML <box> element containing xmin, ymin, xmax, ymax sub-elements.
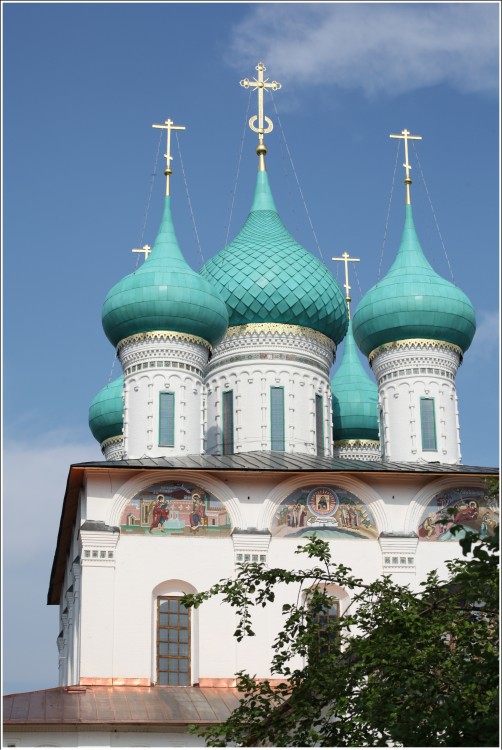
<box><xmin>372</xmin><ymin>343</ymin><xmax>461</xmax><ymax>463</ymax></box>
<box><xmin>118</xmin><ymin>336</ymin><xmax>209</xmax><ymax>459</ymax></box>
<box><xmin>206</xmin><ymin>327</ymin><xmax>334</xmax><ymax>456</ymax></box>
<box><xmin>63</xmin><ymin>470</ymin><xmax>487</xmax><ymax>687</ymax></box>
<box><xmin>2</xmin><ymin>730</ymin><xmax>206</xmax><ymax>747</ymax></box>
<box><xmin>79</xmin><ymin>565</ymin><xmax>116</xmax><ymax>680</ymax></box>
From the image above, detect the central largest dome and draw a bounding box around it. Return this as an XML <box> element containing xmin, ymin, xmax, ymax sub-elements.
<box><xmin>201</xmin><ymin>171</ymin><xmax>348</xmax><ymax>344</ymax></box>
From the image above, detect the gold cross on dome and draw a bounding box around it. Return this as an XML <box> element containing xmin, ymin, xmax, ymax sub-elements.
<box><xmin>332</xmin><ymin>251</ymin><xmax>360</xmax><ymax>319</ymax></box>
<box><xmin>152</xmin><ymin>118</ymin><xmax>186</xmax><ymax>196</ymax></box>
<box><xmin>240</xmin><ymin>62</ymin><xmax>281</xmax><ymax>170</ymax></box>
<box><xmin>389</xmin><ymin>128</ymin><xmax>422</xmax><ymax>205</ymax></box>
<box><xmin>132</xmin><ymin>244</ymin><xmax>151</xmax><ymax>261</ymax></box>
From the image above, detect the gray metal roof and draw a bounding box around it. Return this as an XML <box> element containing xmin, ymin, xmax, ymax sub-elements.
<box><xmin>73</xmin><ymin>450</ymin><xmax>498</xmax><ymax>475</ymax></box>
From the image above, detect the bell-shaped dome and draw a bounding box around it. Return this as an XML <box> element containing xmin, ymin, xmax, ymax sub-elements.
<box><xmin>331</xmin><ymin>322</ymin><xmax>379</xmax><ymax>441</ymax></box>
<box><xmin>89</xmin><ymin>375</ymin><xmax>124</xmax><ymax>445</ymax></box>
<box><xmin>102</xmin><ymin>197</ymin><xmax>229</xmax><ymax>348</ymax></box>
<box><xmin>352</xmin><ymin>205</ymin><xmax>476</xmax><ymax>357</ymax></box>
<box><xmin>201</xmin><ymin>171</ymin><xmax>348</xmax><ymax>343</ymax></box>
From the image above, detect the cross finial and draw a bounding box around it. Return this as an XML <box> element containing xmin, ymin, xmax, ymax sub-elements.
<box><xmin>332</xmin><ymin>251</ymin><xmax>360</xmax><ymax>319</ymax></box>
<box><xmin>132</xmin><ymin>244</ymin><xmax>151</xmax><ymax>261</ymax></box>
<box><xmin>240</xmin><ymin>62</ymin><xmax>281</xmax><ymax>171</ymax></box>
<box><xmin>389</xmin><ymin>128</ymin><xmax>422</xmax><ymax>205</ymax></box>
<box><xmin>152</xmin><ymin>118</ymin><xmax>186</xmax><ymax>196</ymax></box>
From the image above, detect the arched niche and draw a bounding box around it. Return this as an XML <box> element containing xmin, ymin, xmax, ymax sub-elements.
<box><xmin>263</xmin><ymin>477</ymin><xmax>384</xmax><ymax>540</ymax></box>
<box><xmin>408</xmin><ymin>479</ymin><xmax>499</xmax><ymax>542</ymax></box>
<box><xmin>109</xmin><ymin>472</ymin><xmax>240</xmax><ymax>537</ymax></box>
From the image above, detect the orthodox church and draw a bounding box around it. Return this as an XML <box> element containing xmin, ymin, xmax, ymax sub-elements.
<box><xmin>3</xmin><ymin>64</ymin><xmax>498</xmax><ymax>747</ymax></box>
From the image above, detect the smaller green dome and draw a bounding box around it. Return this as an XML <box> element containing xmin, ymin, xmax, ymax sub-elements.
<box><xmin>201</xmin><ymin>171</ymin><xmax>348</xmax><ymax>344</ymax></box>
<box><xmin>89</xmin><ymin>376</ymin><xmax>124</xmax><ymax>445</ymax></box>
<box><xmin>102</xmin><ymin>197</ymin><xmax>229</xmax><ymax>348</ymax></box>
<box><xmin>331</xmin><ymin>322</ymin><xmax>379</xmax><ymax>441</ymax></box>
<box><xmin>352</xmin><ymin>205</ymin><xmax>476</xmax><ymax>357</ymax></box>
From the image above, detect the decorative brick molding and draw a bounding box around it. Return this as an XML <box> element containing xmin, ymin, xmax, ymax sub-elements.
<box><xmin>379</xmin><ymin>534</ymin><xmax>419</xmax><ymax>572</ymax></box>
<box><xmin>80</xmin><ymin>523</ymin><xmax>120</xmax><ymax>567</ymax></box>
<box><xmin>232</xmin><ymin>530</ymin><xmax>271</xmax><ymax>567</ymax></box>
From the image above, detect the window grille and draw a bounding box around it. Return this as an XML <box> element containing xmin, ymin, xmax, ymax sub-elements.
<box><xmin>157</xmin><ymin>596</ymin><xmax>190</xmax><ymax>686</ymax></box>
<box><xmin>270</xmin><ymin>387</ymin><xmax>285</xmax><ymax>451</ymax></box>
<box><xmin>315</xmin><ymin>394</ymin><xmax>324</xmax><ymax>456</ymax></box>
<box><xmin>420</xmin><ymin>397</ymin><xmax>437</xmax><ymax>450</ymax></box>
<box><xmin>159</xmin><ymin>392</ymin><xmax>175</xmax><ymax>447</ymax></box>
<box><xmin>222</xmin><ymin>390</ymin><xmax>234</xmax><ymax>454</ymax></box>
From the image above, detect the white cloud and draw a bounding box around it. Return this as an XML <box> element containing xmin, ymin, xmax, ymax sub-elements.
<box><xmin>3</xmin><ymin>432</ymin><xmax>101</xmax><ymax>563</ymax></box>
<box><xmin>227</xmin><ymin>3</ymin><xmax>499</xmax><ymax>98</ymax></box>
<box><xmin>2</xmin><ymin>433</ymin><xmax>101</xmax><ymax>693</ymax></box>
<box><xmin>468</xmin><ymin>309</ymin><xmax>500</xmax><ymax>360</ymax></box>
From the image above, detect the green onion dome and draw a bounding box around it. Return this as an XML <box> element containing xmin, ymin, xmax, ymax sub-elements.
<box><xmin>352</xmin><ymin>205</ymin><xmax>476</xmax><ymax>357</ymax></box>
<box><xmin>201</xmin><ymin>171</ymin><xmax>348</xmax><ymax>344</ymax></box>
<box><xmin>331</xmin><ymin>322</ymin><xmax>379</xmax><ymax>441</ymax></box>
<box><xmin>102</xmin><ymin>197</ymin><xmax>229</xmax><ymax>348</ymax></box>
<box><xmin>88</xmin><ymin>376</ymin><xmax>124</xmax><ymax>445</ymax></box>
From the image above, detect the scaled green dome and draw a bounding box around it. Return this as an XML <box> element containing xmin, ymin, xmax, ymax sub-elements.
<box><xmin>201</xmin><ymin>172</ymin><xmax>348</xmax><ymax>344</ymax></box>
<box><xmin>89</xmin><ymin>375</ymin><xmax>124</xmax><ymax>445</ymax></box>
<box><xmin>331</xmin><ymin>322</ymin><xmax>379</xmax><ymax>441</ymax></box>
<box><xmin>102</xmin><ymin>197</ymin><xmax>229</xmax><ymax>348</ymax></box>
<box><xmin>352</xmin><ymin>205</ymin><xmax>476</xmax><ymax>357</ymax></box>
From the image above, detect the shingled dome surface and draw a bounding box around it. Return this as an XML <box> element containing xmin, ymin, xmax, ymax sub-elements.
<box><xmin>201</xmin><ymin>172</ymin><xmax>348</xmax><ymax>344</ymax></box>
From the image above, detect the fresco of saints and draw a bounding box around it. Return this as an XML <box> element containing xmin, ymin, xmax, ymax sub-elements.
<box><xmin>149</xmin><ymin>495</ymin><xmax>170</xmax><ymax>532</ymax></box>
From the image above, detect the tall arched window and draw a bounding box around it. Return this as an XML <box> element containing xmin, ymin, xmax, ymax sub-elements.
<box><xmin>153</xmin><ymin>580</ymin><xmax>198</xmax><ymax>686</ymax></box>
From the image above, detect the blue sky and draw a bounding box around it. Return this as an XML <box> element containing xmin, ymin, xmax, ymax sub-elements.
<box><xmin>2</xmin><ymin>2</ymin><xmax>499</xmax><ymax>695</ymax></box>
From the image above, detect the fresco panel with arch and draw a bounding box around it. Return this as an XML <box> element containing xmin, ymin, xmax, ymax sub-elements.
<box><xmin>271</xmin><ymin>486</ymin><xmax>378</xmax><ymax>539</ymax></box>
<box><xmin>418</xmin><ymin>486</ymin><xmax>499</xmax><ymax>541</ymax></box>
<box><xmin>120</xmin><ymin>480</ymin><xmax>232</xmax><ymax>537</ymax></box>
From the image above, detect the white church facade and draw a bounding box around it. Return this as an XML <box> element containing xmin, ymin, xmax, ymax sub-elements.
<box><xmin>3</xmin><ymin>64</ymin><xmax>498</xmax><ymax>747</ymax></box>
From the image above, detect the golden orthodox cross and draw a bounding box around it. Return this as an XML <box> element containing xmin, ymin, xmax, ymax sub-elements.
<box><xmin>152</xmin><ymin>118</ymin><xmax>186</xmax><ymax>196</ymax></box>
<box><xmin>132</xmin><ymin>244</ymin><xmax>151</xmax><ymax>261</ymax></box>
<box><xmin>389</xmin><ymin>128</ymin><xmax>422</xmax><ymax>205</ymax></box>
<box><xmin>240</xmin><ymin>62</ymin><xmax>281</xmax><ymax>169</ymax></box>
<box><xmin>332</xmin><ymin>251</ymin><xmax>360</xmax><ymax>319</ymax></box>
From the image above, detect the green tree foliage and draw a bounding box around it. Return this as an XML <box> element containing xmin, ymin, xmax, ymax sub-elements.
<box><xmin>184</xmin><ymin>517</ymin><xmax>499</xmax><ymax>747</ymax></box>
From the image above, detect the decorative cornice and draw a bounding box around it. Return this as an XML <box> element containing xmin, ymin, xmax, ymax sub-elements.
<box><xmin>117</xmin><ymin>330</ymin><xmax>211</xmax><ymax>353</ymax></box>
<box><xmin>369</xmin><ymin>338</ymin><xmax>463</xmax><ymax>364</ymax></box>
<box><xmin>206</xmin><ymin>350</ymin><xmax>330</xmax><ymax>377</ymax></box>
<box><xmin>100</xmin><ymin>435</ymin><xmax>123</xmax><ymax>450</ymax></box>
<box><xmin>225</xmin><ymin>322</ymin><xmax>335</xmax><ymax>349</ymax></box>
<box><xmin>333</xmin><ymin>439</ymin><xmax>380</xmax><ymax>449</ymax></box>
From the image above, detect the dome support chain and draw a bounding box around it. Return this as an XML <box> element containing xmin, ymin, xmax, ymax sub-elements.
<box><xmin>175</xmin><ymin>131</ymin><xmax>205</xmax><ymax>266</ymax></box>
<box><xmin>411</xmin><ymin>141</ymin><xmax>455</xmax><ymax>284</ymax></box>
<box><xmin>225</xmin><ymin>89</ymin><xmax>252</xmax><ymax>248</ymax></box>
<box><xmin>377</xmin><ymin>139</ymin><xmax>400</xmax><ymax>281</ymax></box>
<box><xmin>133</xmin><ymin>127</ymin><xmax>164</xmax><ymax>270</ymax></box>
<box><xmin>270</xmin><ymin>92</ymin><xmax>325</xmax><ymax>263</ymax></box>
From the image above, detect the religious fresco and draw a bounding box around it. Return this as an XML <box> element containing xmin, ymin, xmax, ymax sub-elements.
<box><xmin>271</xmin><ymin>486</ymin><xmax>378</xmax><ymax>539</ymax></box>
<box><xmin>418</xmin><ymin>487</ymin><xmax>499</xmax><ymax>541</ymax></box>
<box><xmin>120</xmin><ymin>481</ymin><xmax>232</xmax><ymax>536</ymax></box>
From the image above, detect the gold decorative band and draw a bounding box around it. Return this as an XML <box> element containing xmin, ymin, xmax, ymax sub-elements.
<box><xmin>117</xmin><ymin>330</ymin><xmax>211</xmax><ymax>352</ymax></box>
<box><xmin>225</xmin><ymin>322</ymin><xmax>335</xmax><ymax>349</ymax></box>
<box><xmin>333</xmin><ymin>439</ymin><xmax>381</xmax><ymax>449</ymax></box>
<box><xmin>368</xmin><ymin>338</ymin><xmax>463</xmax><ymax>363</ymax></box>
<box><xmin>101</xmin><ymin>435</ymin><xmax>123</xmax><ymax>449</ymax></box>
